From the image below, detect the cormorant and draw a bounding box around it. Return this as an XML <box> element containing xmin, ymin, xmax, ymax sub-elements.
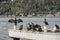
<box><xmin>8</xmin><ymin>19</ymin><xmax>14</xmax><ymax>23</ymax></box>
<box><xmin>55</xmin><ymin>24</ymin><xmax>59</xmax><ymax>29</ymax></box>
<box><xmin>38</xmin><ymin>25</ymin><xmax>42</xmax><ymax>32</ymax></box>
<box><xmin>19</xmin><ymin>25</ymin><xmax>23</xmax><ymax>31</ymax></box>
<box><xmin>18</xmin><ymin>19</ymin><xmax>23</xmax><ymax>23</ymax></box>
<box><xmin>14</xmin><ymin>18</ymin><xmax>17</xmax><ymax>26</ymax></box>
<box><xmin>44</xmin><ymin>18</ymin><xmax>49</xmax><ymax>25</ymax></box>
<box><xmin>33</xmin><ymin>24</ymin><xmax>42</xmax><ymax>32</ymax></box>
<box><xmin>33</xmin><ymin>24</ymin><xmax>38</xmax><ymax>31</ymax></box>
<box><xmin>27</xmin><ymin>23</ymin><xmax>32</xmax><ymax>31</ymax></box>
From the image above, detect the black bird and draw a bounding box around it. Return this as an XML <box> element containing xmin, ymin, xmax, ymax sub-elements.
<box><xmin>18</xmin><ymin>19</ymin><xmax>23</xmax><ymax>23</ymax></box>
<box><xmin>33</xmin><ymin>24</ymin><xmax>39</xmax><ymax>31</ymax></box>
<box><xmin>31</xmin><ymin>22</ymin><xmax>35</xmax><ymax>29</ymax></box>
<box><xmin>8</xmin><ymin>18</ymin><xmax>18</xmax><ymax>26</ymax></box>
<box><xmin>44</xmin><ymin>18</ymin><xmax>49</xmax><ymax>25</ymax></box>
<box><xmin>38</xmin><ymin>25</ymin><xmax>42</xmax><ymax>32</ymax></box>
<box><xmin>33</xmin><ymin>24</ymin><xmax>42</xmax><ymax>32</ymax></box>
<box><xmin>14</xmin><ymin>18</ymin><xmax>17</xmax><ymax>26</ymax></box>
<box><xmin>27</xmin><ymin>23</ymin><xmax>32</xmax><ymax>31</ymax></box>
<box><xmin>8</xmin><ymin>18</ymin><xmax>23</xmax><ymax>28</ymax></box>
<box><xmin>19</xmin><ymin>25</ymin><xmax>23</xmax><ymax>31</ymax></box>
<box><xmin>8</xmin><ymin>18</ymin><xmax>23</xmax><ymax>23</ymax></box>
<box><xmin>8</xmin><ymin>19</ymin><xmax>14</xmax><ymax>23</ymax></box>
<box><xmin>55</xmin><ymin>24</ymin><xmax>59</xmax><ymax>29</ymax></box>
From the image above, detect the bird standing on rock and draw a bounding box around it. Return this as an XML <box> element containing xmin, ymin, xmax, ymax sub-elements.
<box><xmin>55</xmin><ymin>24</ymin><xmax>59</xmax><ymax>29</ymax></box>
<box><xmin>44</xmin><ymin>18</ymin><xmax>49</xmax><ymax>25</ymax></box>
<box><xmin>19</xmin><ymin>25</ymin><xmax>23</xmax><ymax>32</ymax></box>
<box><xmin>27</xmin><ymin>23</ymin><xmax>32</xmax><ymax>31</ymax></box>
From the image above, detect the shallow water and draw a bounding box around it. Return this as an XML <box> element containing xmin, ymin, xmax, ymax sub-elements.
<box><xmin>0</xmin><ymin>17</ymin><xmax>60</xmax><ymax>40</ymax></box>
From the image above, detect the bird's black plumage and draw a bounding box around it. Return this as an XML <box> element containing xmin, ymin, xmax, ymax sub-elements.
<box><xmin>33</xmin><ymin>24</ymin><xmax>42</xmax><ymax>32</ymax></box>
<box><xmin>55</xmin><ymin>24</ymin><xmax>59</xmax><ymax>29</ymax></box>
<box><xmin>8</xmin><ymin>18</ymin><xmax>23</xmax><ymax>23</ymax></box>
<box><xmin>27</xmin><ymin>24</ymin><xmax>32</xmax><ymax>31</ymax></box>
<box><xmin>19</xmin><ymin>25</ymin><xmax>23</xmax><ymax>30</ymax></box>
<box><xmin>44</xmin><ymin>19</ymin><xmax>49</xmax><ymax>25</ymax></box>
<box><xmin>8</xmin><ymin>19</ymin><xmax>14</xmax><ymax>23</ymax></box>
<box><xmin>14</xmin><ymin>18</ymin><xmax>17</xmax><ymax>26</ymax></box>
<box><xmin>18</xmin><ymin>19</ymin><xmax>23</xmax><ymax>23</ymax></box>
<box><xmin>8</xmin><ymin>18</ymin><xmax>23</xmax><ymax>27</ymax></box>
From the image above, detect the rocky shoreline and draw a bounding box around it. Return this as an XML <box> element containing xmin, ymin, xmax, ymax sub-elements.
<box><xmin>0</xmin><ymin>15</ymin><xmax>60</xmax><ymax>18</ymax></box>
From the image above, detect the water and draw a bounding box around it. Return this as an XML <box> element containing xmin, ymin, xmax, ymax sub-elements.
<box><xmin>0</xmin><ymin>17</ymin><xmax>60</xmax><ymax>40</ymax></box>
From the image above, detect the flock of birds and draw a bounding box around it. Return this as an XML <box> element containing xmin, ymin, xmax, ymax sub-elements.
<box><xmin>19</xmin><ymin>19</ymin><xmax>60</xmax><ymax>32</ymax></box>
<box><xmin>26</xmin><ymin>23</ymin><xmax>43</xmax><ymax>32</ymax></box>
<box><xmin>8</xmin><ymin>18</ymin><xmax>60</xmax><ymax>32</ymax></box>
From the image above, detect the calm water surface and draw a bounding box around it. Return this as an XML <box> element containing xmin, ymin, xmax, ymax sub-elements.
<box><xmin>0</xmin><ymin>17</ymin><xmax>60</xmax><ymax>40</ymax></box>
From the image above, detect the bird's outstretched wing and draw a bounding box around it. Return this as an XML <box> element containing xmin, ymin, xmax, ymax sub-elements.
<box><xmin>8</xmin><ymin>19</ymin><xmax>14</xmax><ymax>23</ymax></box>
<box><xmin>18</xmin><ymin>19</ymin><xmax>23</xmax><ymax>23</ymax></box>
